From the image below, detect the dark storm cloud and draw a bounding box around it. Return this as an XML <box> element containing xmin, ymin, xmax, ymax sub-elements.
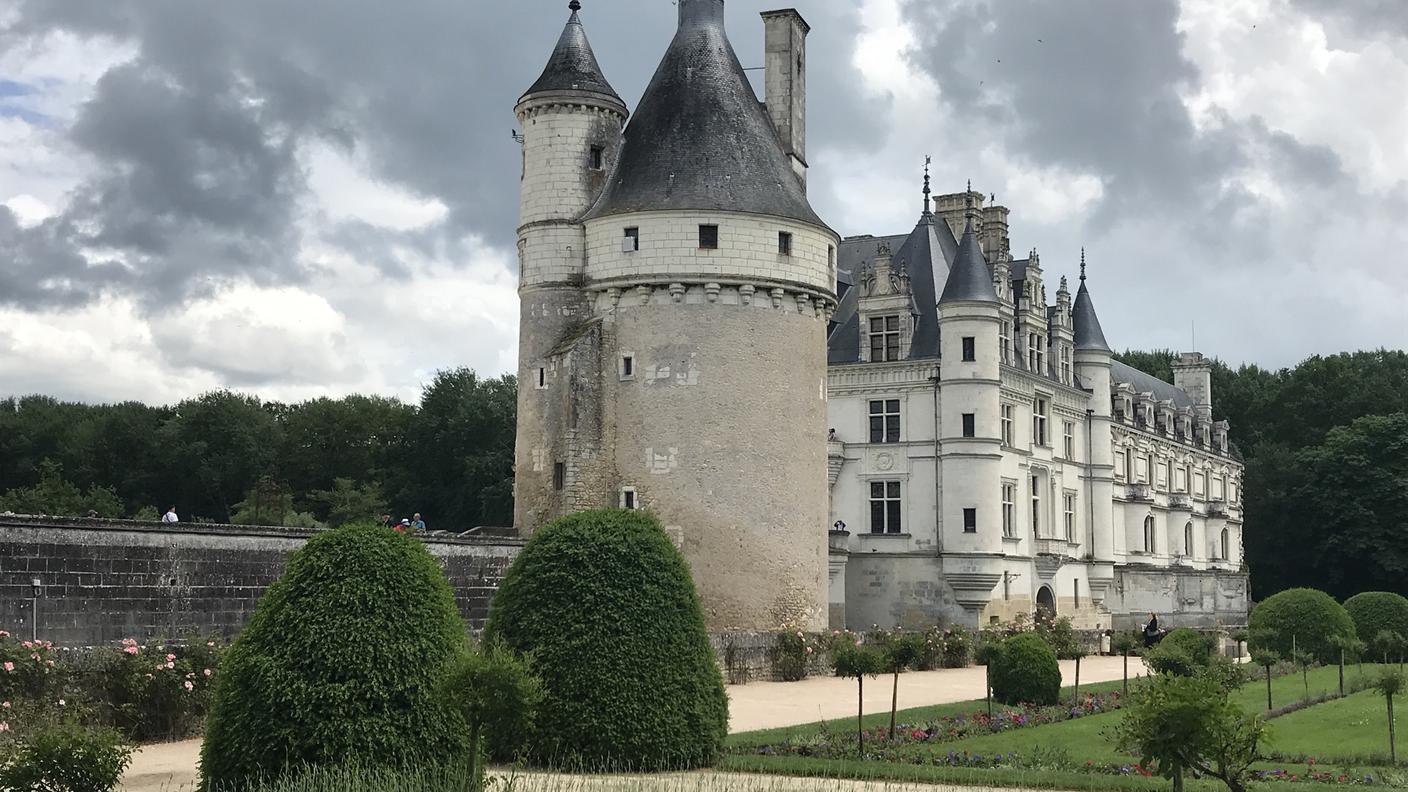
<box><xmin>0</xmin><ymin>0</ymin><xmax>883</xmax><ymax>309</ymax></box>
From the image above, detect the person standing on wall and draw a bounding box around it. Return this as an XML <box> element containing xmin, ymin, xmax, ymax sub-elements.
<box><xmin>162</xmin><ymin>505</ymin><xmax>179</xmax><ymax>523</ymax></box>
<box><xmin>411</xmin><ymin>513</ymin><xmax>426</xmax><ymax>533</ymax></box>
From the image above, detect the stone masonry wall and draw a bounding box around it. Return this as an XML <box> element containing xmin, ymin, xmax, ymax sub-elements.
<box><xmin>0</xmin><ymin>516</ymin><xmax>522</xmax><ymax>647</ymax></box>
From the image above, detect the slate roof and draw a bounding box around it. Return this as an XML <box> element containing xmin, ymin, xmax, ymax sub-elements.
<box><xmin>1110</xmin><ymin>360</ymin><xmax>1196</xmax><ymax>408</ymax></box>
<box><xmin>938</xmin><ymin>218</ymin><xmax>1000</xmax><ymax>304</ymax></box>
<box><xmin>584</xmin><ymin>0</ymin><xmax>827</xmax><ymax>227</ymax></box>
<box><xmin>1072</xmin><ymin>279</ymin><xmax>1112</xmax><ymax>352</ymax></box>
<box><xmin>521</xmin><ymin>3</ymin><xmax>622</xmax><ymax>105</ymax></box>
<box><xmin>827</xmin><ymin>214</ymin><xmax>957</xmax><ymax>363</ymax></box>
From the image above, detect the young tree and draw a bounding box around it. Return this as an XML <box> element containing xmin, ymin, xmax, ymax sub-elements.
<box><xmin>442</xmin><ymin>640</ymin><xmax>542</xmax><ymax>790</ymax></box>
<box><xmin>1251</xmin><ymin>650</ymin><xmax>1279</xmax><ymax>711</ymax></box>
<box><xmin>1114</xmin><ymin>672</ymin><xmax>1269</xmax><ymax>792</ymax></box>
<box><xmin>1111</xmin><ymin>631</ymin><xmax>1140</xmax><ymax>696</ymax></box>
<box><xmin>1292</xmin><ymin>649</ymin><xmax>1314</xmax><ymax>702</ymax></box>
<box><xmin>880</xmin><ymin>632</ymin><xmax>922</xmax><ymax>741</ymax></box>
<box><xmin>1059</xmin><ymin>639</ymin><xmax>1091</xmax><ymax>705</ymax></box>
<box><xmin>1328</xmin><ymin>634</ymin><xmax>1360</xmax><ymax>697</ymax></box>
<box><xmin>1375</xmin><ymin>668</ymin><xmax>1403</xmax><ymax>764</ymax></box>
<box><xmin>833</xmin><ymin>641</ymin><xmax>884</xmax><ymax>755</ymax></box>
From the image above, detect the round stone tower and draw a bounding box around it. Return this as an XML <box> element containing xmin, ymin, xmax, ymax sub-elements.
<box><xmin>937</xmin><ymin>205</ymin><xmax>1005</xmax><ymax>625</ymax></box>
<box><xmin>513</xmin><ymin>2</ymin><xmax>627</xmax><ymax>531</ymax></box>
<box><xmin>579</xmin><ymin>0</ymin><xmax>837</xmax><ymax>630</ymax></box>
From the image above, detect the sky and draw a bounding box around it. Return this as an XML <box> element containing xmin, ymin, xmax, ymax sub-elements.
<box><xmin>0</xmin><ymin>0</ymin><xmax>1405</xmax><ymax>406</ymax></box>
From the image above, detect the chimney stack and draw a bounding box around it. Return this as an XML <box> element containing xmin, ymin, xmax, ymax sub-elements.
<box><xmin>761</xmin><ymin>9</ymin><xmax>810</xmax><ymax>190</ymax></box>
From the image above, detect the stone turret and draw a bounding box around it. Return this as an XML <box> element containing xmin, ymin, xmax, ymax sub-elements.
<box><xmin>1070</xmin><ymin>256</ymin><xmax>1116</xmax><ymax>604</ymax></box>
<box><xmin>513</xmin><ymin>2</ymin><xmax>627</xmax><ymax>532</ymax></box>
<box><xmin>937</xmin><ymin>196</ymin><xmax>1004</xmax><ymax>624</ymax></box>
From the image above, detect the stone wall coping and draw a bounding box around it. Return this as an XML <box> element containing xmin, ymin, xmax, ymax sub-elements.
<box><xmin>0</xmin><ymin>514</ymin><xmax>526</xmax><ymax>548</ymax></box>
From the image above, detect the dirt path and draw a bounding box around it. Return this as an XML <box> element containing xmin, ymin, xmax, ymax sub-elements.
<box><xmin>120</xmin><ymin>656</ymin><xmax>1143</xmax><ymax>791</ymax></box>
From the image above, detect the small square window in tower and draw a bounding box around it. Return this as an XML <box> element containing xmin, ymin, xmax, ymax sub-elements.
<box><xmin>553</xmin><ymin>462</ymin><xmax>565</xmax><ymax>492</ymax></box>
<box><xmin>961</xmin><ymin>336</ymin><xmax>976</xmax><ymax>362</ymax></box>
<box><xmin>623</xmin><ymin>227</ymin><xmax>639</xmax><ymax>252</ymax></box>
<box><xmin>778</xmin><ymin>231</ymin><xmax>793</xmax><ymax>255</ymax></box>
<box><xmin>698</xmin><ymin>224</ymin><xmax>719</xmax><ymax>250</ymax></box>
<box><xmin>620</xmin><ymin>487</ymin><xmax>638</xmax><ymax>510</ymax></box>
<box><xmin>963</xmin><ymin>508</ymin><xmax>977</xmax><ymax>533</ymax></box>
<box><xmin>961</xmin><ymin>413</ymin><xmax>976</xmax><ymax>438</ymax></box>
<box><xmin>535</xmin><ymin>367</ymin><xmax>547</xmax><ymax>390</ymax></box>
<box><xmin>589</xmin><ymin>146</ymin><xmax>604</xmax><ymax>170</ymax></box>
<box><xmin>619</xmin><ymin>354</ymin><xmax>634</xmax><ymax>380</ymax></box>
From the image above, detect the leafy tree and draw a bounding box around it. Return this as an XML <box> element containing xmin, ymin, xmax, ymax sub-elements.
<box><xmin>158</xmin><ymin>391</ymin><xmax>280</xmax><ymax>522</ymax></box>
<box><xmin>880</xmin><ymin>632</ymin><xmax>922</xmax><ymax>741</ymax></box>
<box><xmin>276</xmin><ymin>395</ymin><xmax>411</xmax><ymax>502</ymax></box>
<box><xmin>442</xmin><ymin>640</ymin><xmax>542</xmax><ymax>789</ymax></box>
<box><xmin>832</xmin><ymin>641</ymin><xmax>883</xmax><ymax>755</ymax></box>
<box><xmin>1247</xmin><ymin>588</ymin><xmax>1356</xmax><ymax>664</ymax></box>
<box><xmin>0</xmin><ymin>459</ymin><xmax>124</xmax><ymax>518</ymax></box>
<box><xmin>1375</xmin><ymin>668</ymin><xmax>1404</xmax><ymax>763</ymax></box>
<box><xmin>310</xmin><ymin>478</ymin><xmax>387</xmax><ymax>528</ymax></box>
<box><xmin>1114</xmin><ymin>671</ymin><xmax>1269</xmax><ymax>792</ymax></box>
<box><xmin>1250</xmin><ymin>650</ymin><xmax>1279</xmax><ymax>711</ymax></box>
<box><xmin>1111</xmin><ymin>631</ymin><xmax>1140</xmax><ymax>696</ymax></box>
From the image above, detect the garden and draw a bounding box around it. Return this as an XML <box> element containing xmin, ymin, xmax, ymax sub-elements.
<box><xmin>5</xmin><ymin>513</ymin><xmax>1408</xmax><ymax>792</ymax></box>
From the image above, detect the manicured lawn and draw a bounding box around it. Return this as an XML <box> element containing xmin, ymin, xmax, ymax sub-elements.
<box><xmin>1265</xmin><ymin>688</ymin><xmax>1403</xmax><ymax>764</ymax></box>
<box><xmin>1233</xmin><ymin>663</ymin><xmax>1386</xmax><ymax>712</ymax></box>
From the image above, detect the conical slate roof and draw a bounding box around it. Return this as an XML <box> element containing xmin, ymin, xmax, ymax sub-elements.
<box><xmin>584</xmin><ymin>0</ymin><xmax>826</xmax><ymax>227</ymax></box>
<box><xmin>521</xmin><ymin>2</ymin><xmax>622</xmax><ymax>105</ymax></box>
<box><xmin>938</xmin><ymin>218</ymin><xmax>999</xmax><ymax>304</ymax></box>
<box><xmin>1072</xmin><ymin>277</ymin><xmax>1112</xmax><ymax>353</ymax></box>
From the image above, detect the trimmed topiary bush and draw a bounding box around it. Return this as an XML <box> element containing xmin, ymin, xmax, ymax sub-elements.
<box><xmin>198</xmin><ymin>523</ymin><xmax>469</xmax><ymax>791</ymax></box>
<box><xmin>989</xmin><ymin>632</ymin><xmax>1061</xmax><ymax>706</ymax></box>
<box><xmin>1346</xmin><ymin>592</ymin><xmax>1408</xmax><ymax>660</ymax></box>
<box><xmin>1248</xmin><ymin>588</ymin><xmax>1356</xmax><ymax>664</ymax></box>
<box><xmin>1145</xmin><ymin>628</ymin><xmax>1216</xmax><ymax>677</ymax></box>
<box><xmin>483</xmin><ymin>509</ymin><xmax>728</xmax><ymax>771</ymax></box>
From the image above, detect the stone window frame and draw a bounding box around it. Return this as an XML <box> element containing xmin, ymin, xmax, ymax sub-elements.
<box><xmin>868</xmin><ymin>398</ymin><xmax>902</xmax><ymax>444</ymax></box>
<box><xmin>1184</xmin><ymin>520</ymin><xmax>1195</xmax><ymax>558</ymax></box>
<box><xmin>1063</xmin><ymin>489</ymin><xmax>1077</xmax><ymax>541</ymax></box>
<box><xmin>1000</xmin><ymin>403</ymin><xmax>1015</xmax><ymax>448</ymax></box>
<box><xmin>778</xmin><ymin>231</ymin><xmax>793</xmax><ymax>256</ymax></box>
<box><xmin>618</xmin><ymin>352</ymin><xmax>635</xmax><ymax>381</ymax></box>
<box><xmin>620</xmin><ymin>486</ymin><xmax>639</xmax><ymax>511</ymax></box>
<box><xmin>1030</xmin><ymin>472</ymin><xmax>1042</xmax><ymax>538</ymax></box>
<box><xmin>961</xmin><ymin>336</ymin><xmax>976</xmax><ymax>362</ymax></box>
<box><xmin>1001</xmin><ymin>479</ymin><xmax>1017</xmax><ymax>538</ymax></box>
<box><xmin>698</xmin><ymin>224</ymin><xmax>719</xmax><ymax>250</ymax></box>
<box><xmin>868</xmin><ymin>480</ymin><xmax>903</xmax><ymax>535</ymax></box>
<box><xmin>1031</xmin><ymin>395</ymin><xmax>1050</xmax><ymax>447</ymax></box>
<box><xmin>623</xmin><ymin>227</ymin><xmax>640</xmax><ymax>252</ymax></box>
<box><xmin>962</xmin><ymin>507</ymin><xmax>977</xmax><ymax>534</ymax></box>
<box><xmin>867</xmin><ymin>314</ymin><xmax>902</xmax><ymax>362</ymax></box>
<box><xmin>961</xmin><ymin>412</ymin><xmax>976</xmax><ymax>438</ymax></box>
<box><xmin>552</xmin><ymin>462</ymin><xmax>565</xmax><ymax>492</ymax></box>
<box><xmin>1142</xmin><ymin>514</ymin><xmax>1156</xmax><ymax>554</ymax></box>
<box><xmin>1062</xmin><ymin>420</ymin><xmax>1075</xmax><ymax>459</ymax></box>
<box><xmin>535</xmin><ymin>366</ymin><xmax>548</xmax><ymax>390</ymax></box>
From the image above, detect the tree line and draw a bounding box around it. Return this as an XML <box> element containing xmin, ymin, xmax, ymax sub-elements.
<box><xmin>2</xmin><ymin>351</ymin><xmax>1405</xmax><ymax>599</ymax></box>
<box><xmin>0</xmin><ymin>368</ymin><xmax>515</xmax><ymax>532</ymax></box>
<box><xmin>1113</xmin><ymin>349</ymin><xmax>1408</xmax><ymax>601</ymax></box>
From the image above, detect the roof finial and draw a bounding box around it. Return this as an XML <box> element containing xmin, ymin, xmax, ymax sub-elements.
<box><xmin>964</xmin><ymin>179</ymin><xmax>976</xmax><ymax>225</ymax></box>
<box><xmin>1079</xmin><ymin>247</ymin><xmax>1087</xmax><ymax>282</ymax></box>
<box><xmin>569</xmin><ymin>0</ymin><xmax>581</xmax><ymax>10</ymax></box>
<box><xmin>922</xmin><ymin>155</ymin><xmax>932</xmax><ymax>214</ymax></box>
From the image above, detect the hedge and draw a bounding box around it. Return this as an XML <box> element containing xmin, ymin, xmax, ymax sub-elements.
<box><xmin>1248</xmin><ymin>587</ymin><xmax>1356</xmax><ymax>664</ymax></box>
<box><xmin>989</xmin><ymin>632</ymin><xmax>1061</xmax><ymax>706</ymax></box>
<box><xmin>199</xmin><ymin>523</ymin><xmax>469</xmax><ymax>791</ymax></box>
<box><xmin>484</xmin><ymin>509</ymin><xmax>728</xmax><ymax>771</ymax></box>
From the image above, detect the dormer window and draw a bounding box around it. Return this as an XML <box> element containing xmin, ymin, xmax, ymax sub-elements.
<box><xmin>868</xmin><ymin>315</ymin><xmax>901</xmax><ymax>362</ymax></box>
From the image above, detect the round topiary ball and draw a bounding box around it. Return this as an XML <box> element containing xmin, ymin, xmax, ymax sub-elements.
<box><xmin>1345</xmin><ymin>592</ymin><xmax>1408</xmax><ymax>659</ymax></box>
<box><xmin>484</xmin><ymin>509</ymin><xmax>728</xmax><ymax>771</ymax></box>
<box><xmin>1144</xmin><ymin>628</ymin><xmax>1215</xmax><ymax>676</ymax></box>
<box><xmin>199</xmin><ymin>523</ymin><xmax>468</xmax><ymax>791</ymax></box>
<box><xmin>1248</xmin><ymin>587</ymin><xmax>1356</xmax><ymax>664</ymax></box>
<box><xmin>989</xmin><ymin>632</ymin><xmax>1062</xmax><ymax>706</ymax></box>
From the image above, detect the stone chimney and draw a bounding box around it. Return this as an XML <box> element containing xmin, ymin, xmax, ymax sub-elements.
<box><xmin>1172</xmin><ymin>351</ymin><xmax>1214</xmax><ymax>420</ymax></box>
<box><xmin>761</xmin><ymin>8</ymin><xmax>810</xmax><ymax>188</ymax></box>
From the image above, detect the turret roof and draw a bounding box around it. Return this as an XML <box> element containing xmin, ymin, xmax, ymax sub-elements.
<box><xmin>521</xmin><ymin>2</ymin><xmax>622</xmax><ymax>105</ymax></box>
<box><xmin>1072</xmin><ymin>260</ymin><xmax>1112</xmax><ymax>353</ymax></box>
<box><xmin>938</xmin><ymin>218</ymin><xmax>999</xmax><ymax>305</ymax></box>
<box><xmin>584</xmin><ymin>0</ymin><xmax>826</xmax><ymax>227</ymax></box>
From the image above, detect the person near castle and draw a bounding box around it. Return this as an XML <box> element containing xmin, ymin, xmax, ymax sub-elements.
<box><xmin>162</xmin><ymin>506</ymin><xmax>179</xmax><ymax>523</ymax></box>
<box><xmin>411</xmin><ymin>513</ymin><xmax>426</xmax><ymax>533</ymax></box>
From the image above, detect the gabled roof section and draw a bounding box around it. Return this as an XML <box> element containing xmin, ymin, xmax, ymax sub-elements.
<box><xmin>1110</xmin><ymin>360</ymin><xmax>1195</xmax><ymax>408</ymax></box>
<box><xmin>1072</xmin><ymin>277</ymin><xmax>1112</xmax><ymax>352</ymax></box>
<box><xmin>938</xmin><ymin>218</ymin><xmax>999</xmax><ymax>305</ymax></box>
<box><xmin>521</xmin><ymin>2</ymin><xmax>623</xmax><ymax>105</ymax></box>
<box><xmin>583</xmin><ymin>0</ymin><xmax>827</xmax><ymax>227</ymax></box>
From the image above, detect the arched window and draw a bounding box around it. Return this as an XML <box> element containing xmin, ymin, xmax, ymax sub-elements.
<box><xmin>1184</xmin><ymin>521</ymin><xmax>1194</xmax><ymax>558</ymax></box>
<box><xmin>1143</xmin><ymin>515</ymin><xmax>1155</xmax><ymax>553</ymax></box>
<box><xmin>1220</xmin><ymin>528</ymin><xmax>1230</xmax><ymax>562</ymax></box>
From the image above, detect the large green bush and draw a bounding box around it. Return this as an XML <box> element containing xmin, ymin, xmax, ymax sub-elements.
<box><xmin>484</xmin><ymin>509</ymin><xmax>728</xmax><ymax>771</ymax></box>
<box><xmin>1345</xmin><ymin>592</ymin><xmax>1408</xmax><ymax>658</ymax></box>
<box><xmin>989</xmin><ymin>632</ymin><xmax>1061</xmax><ymax>706</ymax></box>
<box><xmin>199</xmin><ymin>523</ymin><xmax>469</xmax><ymax>791</ymax></box>
<box><xmin>1248</xmin><ymin>587</ymin><xmax>1356</xmax><ymax>664</ymax></box>
<box><xmin>0</xmin><ymin>720</ymin><xmax>134</xmax><ymax>792</ymax></box>
<box><xmin>1145</xmin><ymin>628</ymin><xmax>1215</xmax><ymax>677</ymax></box>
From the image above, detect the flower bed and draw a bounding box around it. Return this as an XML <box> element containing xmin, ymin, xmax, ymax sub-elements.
<box><xmin>750</xmin><ymin>690</ymin><xmax>1124</xmax><ymax>760</ymax></box>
